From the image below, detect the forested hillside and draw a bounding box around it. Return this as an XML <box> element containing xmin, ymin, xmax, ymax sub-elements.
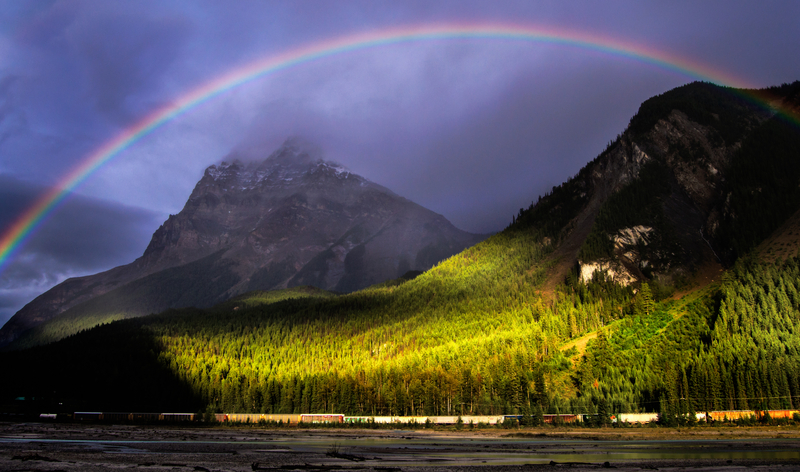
<box><xmin>2</xmin><ymin>81</ymin><xmax>800</xmax><ymax>419</ymax></box>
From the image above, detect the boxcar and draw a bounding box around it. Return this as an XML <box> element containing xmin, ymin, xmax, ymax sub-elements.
<box><xmin>344</xmin><ymin>416</ymin><xmax>372</xmax><ymax>423</ymax></box>
<box><xmin>161</xmin><ymin>413</ymin><xmax>196</xmax><ymax>422</ymax></box>
<box><xmin>755</xmin><ymin>410</ymin><xmax>800</xmax><ymax>420</ymax></box>
<box><xmin>225</xmin><ymin>413</ymin><xmax>259</xmax><ymax>423</ymax></box>
<box><xmin>371</xmin><ymin>416</ymin><xmax>407</xmax><ymax>424</ymax></box>
<box><xmin>130</xmin><ymin>412</ymin><xmax>161</xmax><ymax>422</ymax></box>
<box><xmin>74</xmin><ymin>412</ymin><xmax>103</xmax><ymax>421</ymax></box>
<box><xmin>543</xmin><ymin>414</ymin><xmax>581</xmax><ymax>424</ymax></box>
<box><xmin>221</xmin><ymin>413</ymin><xmax>303</xmax><ymax>424</ymax></box>
<box><xmin>617</xmin><ymin>413</ymin><xmax>659</xmax><ymax>424</ymax></box>
<box><xmin>462</xmin><ymin>416</ymin><xmax>503</xmax><ymax>425</ymax></box>
<box><xmin>300</xmin><ymin>414</ymin><xmax>344</xmax><ymax>423</ymax></box>
<box><xmin>393</xmin><ymin>416</ymin><xmax>432</xmax><ymax>424</ymax></box>
<box><xmin>102</xmin><ymin>412</ymin><xmax>132</xmax><ymax>422</ymax></box>
<box><xmin>707</xmin><ymin>410</ymin><xmax>756</xmax><ymax>421</ymax></box>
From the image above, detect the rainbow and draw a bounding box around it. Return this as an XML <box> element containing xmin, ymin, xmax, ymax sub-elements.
<box><xmin>0</xmin><ymin>23</ymin><xmax>789</xmax><ymax>276</ymax></box>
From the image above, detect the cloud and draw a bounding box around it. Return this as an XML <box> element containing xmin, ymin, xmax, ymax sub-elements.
<box><xmin>65</xmin><ymin>9</ymin><xmax>192</xmax><ymax>122</ymax></box>
<box><xmin>0</xmin><ymin>76</ymin><xmax>32</xmax><ymax>151</ymax></box>
<box><xmin>219</xmin><ymin>42</ymin><xmax>686</xmax><ymax>234</ymax></box>
<box><xmin>0</xmin><ymin>174</ymin><xmax>162</xmax><ymax>326</ymax></box>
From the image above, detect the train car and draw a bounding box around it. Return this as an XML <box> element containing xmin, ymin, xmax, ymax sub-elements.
<box><xmin>130</xmin><ymin>412</ymin><xmax>161</xmax><ymax>422</ymax></box>
<box><xmin>74</xmin><ymin>412</ymin><xmax>103</xmax><ymax>421</ymax></box>
<box><xmin>300</xmin><ymin>414</ymin><xmax>344</xmax><ymax>423</ymax></box>
<box><xmin>430</xmin><ymin>416</ymin><xmax>460</xmax><ymax>424</ymax></box>
<box><xmin>755</xmin><ymin>410</ymin><xmax>800</xmax><ymax>420</ymax></box>
<box><xmin>617</xmin><ymin>413</ymin><xmax>659</xmax><ymax>424</ymax></box>
<box><xmin>366</xmin><ymin>416</ymin><xmax>433</xmax><ymax>424</ymax></box>
<box><xmin>543</xmin><ymin>414</ymin><xmax>581</xmax><ymax>424</ymax></box>
<box><xmin>225</xmin><ymin>413</ymin><xmax>260</xmax><ymax>423</ymax></box>
<box><xmin>344</xmin><ymin>416</ymin><xmax>373</xmax><ymax>423</ymax></box>
<box><xmin>102</xmin><ymin>412</ymin><xmax>132</xmax><ymax>422</ymax></box>
<box><xmin>707</xmin><ymin>410</ymin><xmax>756</xmax><ymax>422</ymax></box>
<box><xmin>38</xmin><ymin>413</ymin><xmax>57</xmax><ymax>420</ymax></box>
<box><xmin>344</xmin><ymin>415</ymin><xmax>502</xmax><ymax>425</ymax></box>
<box><xmin>461</xmin><ymin>416</ymin><xmax>503</xmax><ymax>425</ymax></box>
<box><xmin>395</xmin><ymin>416</ymin><xmax>429</xmax><ymax>424</ymax></box>
<box><xmin>370</xmin><ymin>416</ymin><xmax>401</xmax><ymax>424</ymax></box>
<box><xmin>160</xmin><ymin>413</ymin><xmax>197</xmax><ymax>422</ymax></box>
<box><xmin>267</xmin><ymin>414</ymin><xmax>303</xmax><ymax>424</ymax></box>
<box><xmin>221</xmin><ymin>413</ymin><xmax>303</xmax><ymax>424</ymax></box>
<box><xmin>503</xmin><ymin>414</ymin><xmax>580</xmax><ymax>424</ymax></box>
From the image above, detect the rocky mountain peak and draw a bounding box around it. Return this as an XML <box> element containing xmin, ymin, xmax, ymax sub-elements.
<box><xmin>0</xmin><ymin>138</ymin><xmax>486</xmax><ymax>349</ymax></box>
<box><xmin>198</xmin><ymin>138</ymin><xmax>354</xmax><ymax>196</ymax></box>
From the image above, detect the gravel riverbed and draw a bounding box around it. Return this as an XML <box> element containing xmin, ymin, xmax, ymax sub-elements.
<box><xmin>2</xmin><ymin>422</ymin><xmax>800</xmax><ymax>472</ymax></box>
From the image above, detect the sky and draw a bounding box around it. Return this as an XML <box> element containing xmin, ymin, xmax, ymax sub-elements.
<box><xmin>0</xmin><ymin>0</ymin><xmax>799</xmax><ymax>326</ymax></box>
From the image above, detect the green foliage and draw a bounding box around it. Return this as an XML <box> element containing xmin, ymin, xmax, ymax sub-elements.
<box><xmin>3</xmin><ymin>228</ymin><xmax>591</xmax><ymax>415</ymax></box>
<box><xmin>685</xmin><ymin>257</ymin><xmax>800</xmax><ymax>412</ymax></box>
<box><xmin>577</xmin><ymin>257</ymin><xmax>800</xmax><ymax>417</ymax></box>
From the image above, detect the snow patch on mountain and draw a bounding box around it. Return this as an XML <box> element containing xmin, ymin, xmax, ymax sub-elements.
<box><xmin>201</xmin><ymin>140</ymin><xmax>358</xmax><ymax>192</ymax></box>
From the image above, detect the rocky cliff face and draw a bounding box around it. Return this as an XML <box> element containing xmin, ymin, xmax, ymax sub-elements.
<box><xmin>518</xmin><ymin>81</ymin><xmax>800</xmax><ymax>289</ymax></box>
<box><xmin>577</xmin><ymin>107</ymin><xmax>738</xmax><ymax>286</ymax></box>
<box><xmin>137</xmin><ymin>138</ymin><xmax>483</xmax><ymax>294</ymax></box>
<box><xmin>0</xmin><ymin>138</ymin><xmax>484</xmax><ymax>348</ymax></box>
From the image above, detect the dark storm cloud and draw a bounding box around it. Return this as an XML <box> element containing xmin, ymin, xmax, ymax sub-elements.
<box><xmin>228</xmin><ymin>42</ymin><xmax>680</xmax><ymax>233</ymax></box>
<box><xmin>0</xmin><ymin>174</ymin><xmax>162</xmax><ymax>325</ymax></box>
<box><xmin>67</xmin><ymin>10</ymin><xmax>192</xmax><ymax>122</ymax></box>
<box><xmin>0</xmin><ymin>76</ymin><xmax>27</xmax><ymax>148</ymax></box>
<box><xmin>0</xmin><ymin>1</ymin><xmax>192</xmax><ymax>182</ymax></box>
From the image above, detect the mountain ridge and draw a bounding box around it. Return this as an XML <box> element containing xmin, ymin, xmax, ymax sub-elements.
<box><xmin>0</xmin><ymin>138</ymin><xmax>484</xmax><ymax>349</ymax></box>
<box><xmin>517</xmin><ymin>81</ymin><xmax>800</xmax><ymax>294</ymax></box>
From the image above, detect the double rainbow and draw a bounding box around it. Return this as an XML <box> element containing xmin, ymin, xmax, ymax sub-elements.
<box><xmin>0</xmin><ymin>23</ymin><xmax>780</xmax><ymax>276</ymax></box>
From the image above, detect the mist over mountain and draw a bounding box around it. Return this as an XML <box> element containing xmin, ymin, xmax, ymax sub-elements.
<box><xmin>0</xmin><ymin>138</ymin><xmax>484</xmax><ymax>348</ymax></box>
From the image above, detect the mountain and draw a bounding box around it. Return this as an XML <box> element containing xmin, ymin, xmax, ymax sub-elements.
<box><xmin>0</xmin><ymin>138</ymin><xmax>484</xmax><ymax>349</ymax></box>
<box><xmin>2</xmin><ymin>81</ymin><xmax>800</xmax><ymax>418</ymax></box>
<box><xmin>518</xmin><ymin>81</ymin><xmax>800</xmax><ymax>291</ymax></box>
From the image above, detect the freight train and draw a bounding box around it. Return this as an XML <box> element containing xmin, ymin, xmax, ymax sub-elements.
<box><xmin>39</xmin><ymin>409</ymin><xmax>800</xmax><ymax>424</ymax></box>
